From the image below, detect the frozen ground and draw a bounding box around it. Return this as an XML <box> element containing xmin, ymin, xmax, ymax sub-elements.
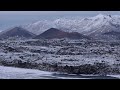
<box><xmin>0</xmin><ymin>66</ymin><xmax>119</xmax><ymax>79</ymax></box>
<box><xmin>0</xmin><ymin>65</ymin><xmax>88</xmax><ymax>79</ymax></box>
<box><xmin>1</xmin><ymin>39</ymin><xmax>120</xmax><ymax>75</ymax></box>
<box><xmin>0</xmin><ymin>66</ymin><xmax>53</xmax><ymax>79</ymax></box>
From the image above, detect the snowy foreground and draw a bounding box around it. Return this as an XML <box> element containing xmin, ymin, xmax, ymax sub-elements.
<box><xmin>0</xmin><ymin>66</ymin><xmax>53</xmax><ymax>79</ymax></box>
<box><xmin>0</xmin><ymin>66</ymin><xmax>120</xmax><ymax>79</ymax></box>
<box><xmin>1</xmin><ymin>39</ymin><xmax>120</xmax><ymax>76</ymax></box>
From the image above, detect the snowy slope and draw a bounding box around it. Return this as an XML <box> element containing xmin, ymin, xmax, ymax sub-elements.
<box><xmin>0</xmin><ymin>66</ymin><xmax>53</xmax><ymax>79</ymax></box>
<box><xmin>21</xmin><ymin>14</ymin><xmax>120</xmax><ymax>38</ymax></box>
<box><xmin>0</xmin><ymin>66</ymin><xmax>119</xmax><ymax>79</ymax></box>
<box><xmin>21</xmin><ymin>17</ymin><xmax>85</xmax><ymax>35</ymax></box>
<box><xmin>0</xmin><ymin>66</ymin><xmax>92</xmax><ymax>79</ymax></box>
<box><xmin>22</xmin><ymin>20</ymin><xmax>54</xmax><ymax>35</ymax></box>
<box><xmin>54</xmin><ymin>14</ymin><xmax>120</xmax><ymax>36</ymax></box>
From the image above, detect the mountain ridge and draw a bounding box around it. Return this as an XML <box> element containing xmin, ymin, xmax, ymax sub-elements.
<box><xmin>21</xmin><ymin>14</ymin><xmax>120</xmax><ymax>39</ymax></box>
<box><xmin>1</xmin><ymin>14</ymin><xmax>120</xmax><ymax>40</ymax></box>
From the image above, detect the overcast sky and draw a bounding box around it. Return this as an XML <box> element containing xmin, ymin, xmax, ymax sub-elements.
<box><xmin>1</xmin><ymin>11</ymin><xmax>120</xmax><ymax>16</ymax></box>
<box><xmin>0</xmin><ymin>11</ymin><xmax>120</xmax><ymax>31</ymax></box>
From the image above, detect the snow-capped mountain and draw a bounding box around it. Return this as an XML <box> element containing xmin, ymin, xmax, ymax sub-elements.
<box><xmin>21</xmin><ymin>17</ymin><xmax>84</xmax><ymax>35</ymax></box>
<box><xmin>22</xmin><ymin>20</ymin><xmax>54</xmax><ymax>35</ymax></box>
<box><xmin>54</xmin><ymin>14</ymin><xmax>120</xmax><ymax>36</ymax></box>
<box><xmin>21</xmin><ymin>14</ymin><xmax>120</xmax><ymax>38</ymax></box>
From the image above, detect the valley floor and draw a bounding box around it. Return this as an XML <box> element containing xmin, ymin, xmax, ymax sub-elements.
<box><xmin>0</xmin><ymin>65</ymin><xmax>119</xmax><ymax>79</ymax></box>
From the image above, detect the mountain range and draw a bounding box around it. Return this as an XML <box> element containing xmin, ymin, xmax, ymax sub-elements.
<box><xmin>1</xmin><ymin>14</ymin><xmax>120</xmax><ymax>40</ymax></box>
<box><xmin>22</xmin><ymin>14</ymin><xmax>120</xmax><ymax>40</ymax></box>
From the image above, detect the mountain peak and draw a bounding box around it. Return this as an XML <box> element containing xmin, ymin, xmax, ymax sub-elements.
<box><xmin>22</xmin><ymin>14</ymin><xmax>120</xmax><ymax>40</ymax></box>
<box><xmin>97</xmin><ymin>13</ymin><xmax>105</xmax><ymax>17</ymax></box>
<box><xmin>94</xmin><ymin>14</ymin><xmax>112</xmax><ymax>19</ymax></box>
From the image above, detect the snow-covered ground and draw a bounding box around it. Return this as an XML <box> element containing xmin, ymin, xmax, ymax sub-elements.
<box><xmin>107</xmin><ymin>75</ymin><xmax>120</xmax><ymax>79</ymax></box>
<box><xmin>0</xmin><ymin>66</ymin><xmax>53</xmax><ymax>79</ymax></box>
<box><xmin>0</xmin><ymin>66</ymin><xmax>119</xmax><ymax>79</ymax></box>
<box><xmin>0</xmin><ymin>65</ymin><xmax>88</xmax><ymax>79</ymax></box>
<box><xmin>1</xmin><ymin>39</ymin><xmax>120</xmax><ymax>77</ymax></box>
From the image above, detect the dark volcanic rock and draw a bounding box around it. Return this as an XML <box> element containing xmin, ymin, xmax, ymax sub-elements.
<box><xmin>34</xmin><ymin>28</ymin><xmax>90</xmax><ymax>39</ymax></box>
<box><xmin>0</xmin><ymin>27</ymin><xmax>36</xmax><ymax>39</ymax></box>
<box><xmin>102</xmin><ymin>31</ymin><xmax>120</xmax><ymax>40</ymax></box>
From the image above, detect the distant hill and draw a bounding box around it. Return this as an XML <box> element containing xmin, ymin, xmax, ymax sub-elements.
<box><xmin>0</xmin><ymin>27</ymin><xmax>36</xmax><ymax>39</ymax></box>
<box><xmin>34</xmin><ymin>28</ymin><xmax>90</xmax><ymax>39</ymax></box>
